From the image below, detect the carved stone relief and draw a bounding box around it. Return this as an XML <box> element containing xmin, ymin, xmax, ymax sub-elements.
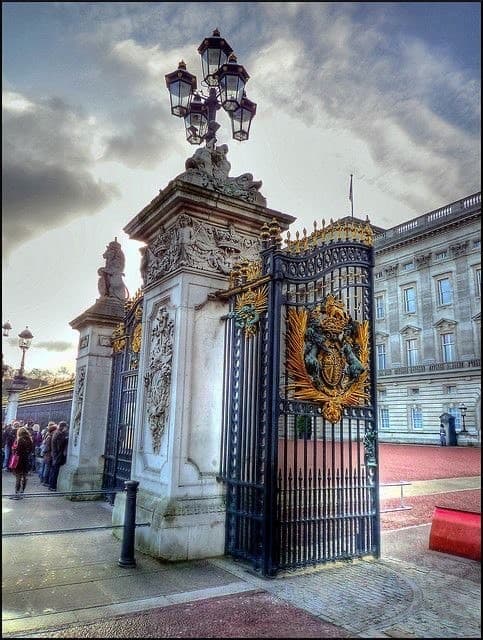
<box><xmin>140</xmin><ymin>216</ymin><xmax>260</xmax><ymax>286</ymax></box>
<box><xmin>415</xmin><ymin>253</ymin><xmax>431</xmax><ymax>268</ymax></box>
<box><xmin>144</xmin><ymin>306</ymin><xmax>174</xmax><ymax>454</ymax></box>
<box><xmin>450</xmin><ymin>241</ymin><xmax>468</xmax><ymax>258</ymax></box>
<box><xmin>384</xmin><ymin>264</ymin><xmax>398</xmax><ymax>277</ymax></box>
<box><xmin>72</xmin><ymin>365</ymin><xmax>86</xmax><ymax>447</ymax></box>
<box><xmin>177</xmin><ymin>144</ymin><xmax>266</xmax><ymax>206</ymax></box>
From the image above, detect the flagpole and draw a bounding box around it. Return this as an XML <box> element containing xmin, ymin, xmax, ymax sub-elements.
<box><xmin>349</xmin><ymin>174</ymin><xmax>354</xmax><ymax>218</ymax></box>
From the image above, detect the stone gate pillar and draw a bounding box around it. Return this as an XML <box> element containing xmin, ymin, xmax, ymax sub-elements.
<box><xmin>115</xmin><ymin>147</ymin><xmax>294</xmax><ymax>560</ymax></box>
<box><xmin>58</xmin><ymin>239</ymin><xmax>128</xmax><ymax>493</ymax></box>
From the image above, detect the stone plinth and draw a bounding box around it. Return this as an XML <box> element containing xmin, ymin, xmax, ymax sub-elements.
<box><xmin>117</xmin><ymin>173</ymin><xmax>294</xmax><ymax>560</ymax></box>
<box><xmin>4</xmin><ymin>376</ymin><xmax>29</xmax><ymax>424</ymax></box>
<box><xmin>58</xmin><ymin>296</ymin><xmax>125</xmax><ymax>494</ymax></box>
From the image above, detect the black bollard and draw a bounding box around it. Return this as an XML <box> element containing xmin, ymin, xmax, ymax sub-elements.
<box><xmin>118</xmin><ymin>480</ymin><xmax>139</xmax><ymax>568</ymax></box>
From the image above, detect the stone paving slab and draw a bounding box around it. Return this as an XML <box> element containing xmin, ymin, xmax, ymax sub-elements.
<box><xmin>17</xmin><ymin>591</ymin><xmax>352</xmax><ymax>638</ymax></box>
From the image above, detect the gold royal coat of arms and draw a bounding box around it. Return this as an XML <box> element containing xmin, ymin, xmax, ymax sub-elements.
<box><xmin>286</xmin><ymin>294</ymin><xmax>370</xmax><ymax>423</ymax></box>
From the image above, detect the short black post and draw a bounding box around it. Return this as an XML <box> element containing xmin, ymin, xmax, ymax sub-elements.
<box><xmin>118</xmin><ymin>480</ymin><xmax>139</xmax><ymax>568</ymax></box>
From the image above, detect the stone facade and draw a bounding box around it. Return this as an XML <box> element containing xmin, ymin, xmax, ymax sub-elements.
<box><xmin>373</xmin><ymin>192</ymin><xmax>481</xmax><ymax>446</ymax></box>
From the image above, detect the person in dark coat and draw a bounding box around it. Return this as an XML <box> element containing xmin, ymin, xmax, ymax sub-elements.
<box><xmin>41</xmin><ymin>423</ymin><xmax>57</xmax><ymax>486</ymax></box>
<box><xmin>48</xmin><ymin>421</ymin><xmax>69</xmax><ymax>491</ymax></box>
<box><xmin>9</xmin><ymin>426</ymin><xmax>34</xmax><ymax>499</ymax></box>
<box><xmin>3</xmin><ymin>423</ymin><xmax>17</xmax><ymax>470</ymax></box>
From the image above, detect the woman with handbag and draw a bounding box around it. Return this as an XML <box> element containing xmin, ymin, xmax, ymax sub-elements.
<box><xmin>9</xmin><ymin>426</ymin><xmax>34</xmax><ymax>499</ymax></box>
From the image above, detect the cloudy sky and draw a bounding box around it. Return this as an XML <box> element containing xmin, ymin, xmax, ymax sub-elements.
<box><xmin>2</xmin><ymin>2</ymin><xmax>481</xmax><ymax>373</ymax></box>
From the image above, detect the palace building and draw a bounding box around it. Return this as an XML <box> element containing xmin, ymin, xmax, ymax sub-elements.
<box><xmin>372</xmin><ymin>191</ymin><xmax>481</xmax><ymax>445</ymax></box>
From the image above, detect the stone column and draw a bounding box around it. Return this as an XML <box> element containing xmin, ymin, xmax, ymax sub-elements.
<box><xmin>58</xmin><ymin>239</ymin><xmax>128</xmax><ymax>493</ymax></box>
<box><xmin>114</xmin><ymin>151</ymin><xmax>294</xmax><ymax>560</ymax></box>
<box><xmin>4</xmin><ymin>377</ymin><xmax>28</xmax><ymax>424</ymax></box>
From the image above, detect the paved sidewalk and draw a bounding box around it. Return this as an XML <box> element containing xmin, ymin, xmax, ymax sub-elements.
<box><xmin>2</xmin><ymin>469</ymin><xmax>481</xmax><ymax>638</ymax></box>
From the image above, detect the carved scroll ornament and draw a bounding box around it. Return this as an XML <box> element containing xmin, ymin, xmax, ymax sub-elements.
<box><xmin>72</xmin><ymin>365</ymin><xmax>86</xmax><ymax>447</ymax></box>
<box><xmin>144</xmin><ymin>307</ymin><xmax>174</xmax><ymax>454</ymax></box>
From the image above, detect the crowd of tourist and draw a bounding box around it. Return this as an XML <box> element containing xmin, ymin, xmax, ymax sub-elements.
<box><xmin>2</xmin><ymin>419</ymin><xmax>69</xmax><ymax>499</ymax></box>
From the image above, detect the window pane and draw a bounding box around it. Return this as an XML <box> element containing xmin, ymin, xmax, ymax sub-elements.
<box><xmin>438</xmin><ymin>278</ymin><xmax>453</xmax><ymax>305</ymax></box>
<box><xmin>406</xmin><ymin>339</ymin><xmax>419</xmax><ymax>366</ymax></box>
<box><xmin>411</xmin><ymin>407</ymin><xmax>423</xmax><ymax>430</ymax></box>
<box><xmin>375</xmin><ymin>296</ymin><xmax>385</xmax><ymax>319</ymax></box>
<box><xmin>404</xmin><ymin>287</ymin><xmax>416</xmax><ymax>313</ymax></box>
<box><xmin>379</xmin><ymin>408</ymin><xmax>390</xmax><ymax>429</ymax></box>
<box><xmin>441</xmin><ymin>333</ymin><xmax>455</xmax><ymax>362</ymax></box>
<box><xmin>376</xmin><ymin>344</ymin><xmax>386</xmax><ymax>369</ymax></box>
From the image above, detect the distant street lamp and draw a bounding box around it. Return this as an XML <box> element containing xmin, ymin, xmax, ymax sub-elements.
<box><xmin>459</xmin><ymin>403</ymin><xmax>468</xmax><ymax>434</ymax></box>
<box><xmin>1</xmin><ymin>322</ymin><xmax>12</xmax><ymax>380</ymax></box>
<box><xmin>165</xmin><ymin>28</ymin><xmax>257</xmax><ymax>148</ymax></box>
<box><xmin>2</xmin><ymin>323</ymin><xmax>34</xmax><ymax>424</ymax></box>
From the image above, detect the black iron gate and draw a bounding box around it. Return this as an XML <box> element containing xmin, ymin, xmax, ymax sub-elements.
<box><xmin>220</xmin><ymin>218</ymin><xmax>379</xmax><ymax>576</ymax></box>
<box><xmin>102</xmin><ymin>291</ymin><xmax>143</xmax><ymax>491</ymax></box>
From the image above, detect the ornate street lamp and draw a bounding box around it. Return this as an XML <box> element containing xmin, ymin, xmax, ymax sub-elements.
<box><xmin>165</xmin><ymin>29</ymin><xmax>257</xmax><ymax>147</ymax></box>
<box><xmin>16</xmin><ymin>327</ymin><xmax>34</xmax><ymax>378</ymax></box>
<box><xmin>459</xmin><ymin>403</ymin><xmax>468</xmax><ymax>434</ymax></box>
<box><xmin>2</xmin><ymin>324</ymin><xmax>34</xmax><ymax>423</ymax></box>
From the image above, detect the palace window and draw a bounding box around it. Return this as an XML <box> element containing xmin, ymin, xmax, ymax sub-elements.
<box><xmin>402</xmin><ymin>261</ymin><xmax>414</xmax><ymax>271</ymax></box>
<box><xmin>379</xmin><ymin>407</ymin><xmax>390</xmax><ymax>429</ymax></box>
<box><xmin>376</xmin><ymin>343</ymin><xmax>387</xmax><ymax>370</ymax></box>
<box><xmin>411</xmin><ymin>406</ymin><xmax>423</xmax><ymax>430</ymax></box>
<box><xmin>441</xmin><ymin>332</ymin><xmax>455</xmax><ymax>362</ymax></box>
<box><xmin>375</xmin><ymin>295</ymin><xmax>385</xmax><ymax>319</ymax></box>
<box><xmin>403</xmin><ymin>286</ymin><xmax>417</xmax><ymax>314</ymax></box>
<box><xmin>406</xmin><ymin>339</ymin><xmax>419</xmax><ymax>366</ymax></box>
<box><xmin>444</xmin><ymin>385</ymin><xmax>457</xmax><ymax>394</ymax></box>
<box><xmin>437</xmin><ymin>277</ymin><xmax>453</xmax><ymax>306</ymax></box>
<box><xmin>435</xmin><ymin>250</ymin><xmax>448</xmax><ymax>261</ymax></box>
<box><xmin>475</xmin><ymin>267</ymin><xmax>481</xmax><ymax>297</ymax></box>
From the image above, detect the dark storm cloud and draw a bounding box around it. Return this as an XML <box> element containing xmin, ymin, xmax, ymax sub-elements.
<box><xmin>34</xmin><ymin>341</ymin><xmax>74</xmax><ymax>352</ymax></box>
<box><xmin>102</xmin><ymin>103</ymin><xmax>174</xmax><ymax>169</ymax></box>
<box><xmin>2</xmin><ymin>93</ymin><xmax>120</xmax><ymax>255</ymax></box>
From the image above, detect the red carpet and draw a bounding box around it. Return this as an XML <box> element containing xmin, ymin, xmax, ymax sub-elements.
<box><xmin>378</xmin><ymin>443</ymin><xmax>481</xmax><ymax>482</ymax></box>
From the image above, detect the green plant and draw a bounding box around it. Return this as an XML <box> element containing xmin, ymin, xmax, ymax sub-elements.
<box><xmin>295</xmin><ymin>415</ymin><xmax>312</xmax><ymax>439</ymax></box>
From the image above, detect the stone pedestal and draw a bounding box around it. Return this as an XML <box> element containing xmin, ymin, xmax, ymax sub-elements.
<box><xmin>117</xmin><ymin>173</ymin><xmax>294</xmax><ymax>560</ymax></box>
<box><xmin>4</xmin><ymin>376</ymin><xmax>28</xmax><ymax>424</ymax></box>
<box><xmin>58</xmin><ymin>297</ymin><xmax>125</xmax><ymax>493</ymax></box>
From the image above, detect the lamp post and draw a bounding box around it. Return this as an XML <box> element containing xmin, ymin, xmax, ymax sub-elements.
<box><xmin>165</xmin><ymin>28</ymin><xmax>257</xmax><ymax>148</ymax></box>
<box><xmin>2</xmin><ymin>322</ymin><xmax>12</xmax><ymax>380</ymax></box>
<box><xmin>459</xmin><ymin>403</ymin><xmax>468</xmax><ymax>434</ymax></box>
<box><xmin>2</xmin><ymin>323</ymin><xmax>34</xmax><ymax>424</ymax></box>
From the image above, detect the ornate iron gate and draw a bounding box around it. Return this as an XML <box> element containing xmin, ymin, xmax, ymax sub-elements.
<box><xmin>102</xmin><ymin>291</ymin><xmax>143</xmax><ymax>491</ymax></box>
<box><xmin>220</xmin><ymin>218</ymin><xmax>379</xmax><ymax>576</ymax></box>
